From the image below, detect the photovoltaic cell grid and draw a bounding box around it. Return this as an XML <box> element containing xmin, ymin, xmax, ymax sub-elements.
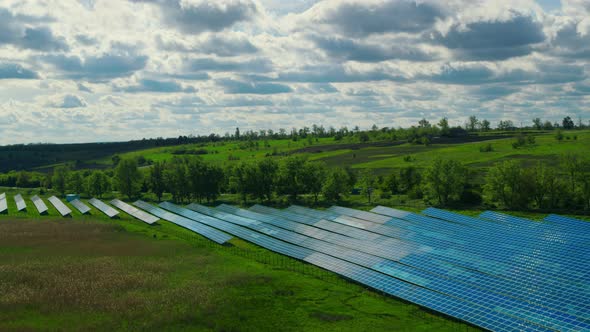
<box><xmin>133</xmin><ymin>200</ymin><xmax>232</xmax><ymax>244</ymax></box>
<box><xmin>88</xmin><ymin>198</ymin><xmax>119</xmax><ymax>218</ymax></box>
<box><xmin>31</xmin><ymin>195</ymin><xmax>48</xmax><ymax>214</ymax></box>
<box><xmin>0</xmin><ymin>193</ymin><xmax>7</xmax><ymax>213</ymax></box>
<box><xmin>14</xmin><ymin>194</ymin><xmax>26</xmax><ymax>211</ymax></box>
<box><xmin>70</xmin><ymin>199</ymin><xmax>91</xmax><ymax>214</ymax></box>
<box><xmin>173</xmin><ymin>203</ymin><xmax>563</xmax><ymax>332</ymax></box>
<box><xmin>110</xmin><ymin>199</ymin><xmax>158</xmax><ymax>224</ymax></box>
<box><xmin>48</xmin><ymin>196</ymin><xmax>72</xmax><ymax>216</ymax></box>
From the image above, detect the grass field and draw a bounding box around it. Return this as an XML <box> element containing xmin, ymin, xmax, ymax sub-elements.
<box><xmin>0</xmin><ymin>214</ymin><xmax>479</xmax><ymax>331</ymax></box>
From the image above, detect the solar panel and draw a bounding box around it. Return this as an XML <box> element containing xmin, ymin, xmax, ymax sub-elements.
<box><xmin>88</xmin><ymin>198</ymin><xmax>119</xmax><ymax>218</ymax></box>
<box><xmin>328</xmin><ymin>205</ymin><xmax>393</xmax><ymax>224</ymax></box>
<box><xmin>0</xmin><ymin>194</ymin><xmax>7</xmax><ymax>214</ymax></box>
<box><xmin>194</xmin><ymin>204</ymin><xmax>586</xmax><ymax>331</ymax></box>
<box><xmin>48</xmin><ymin>196</ymin><xmax>72</xmax><ymax>216</ymax></box>
<box><xmin>164</xmin><ymin>204</ymin><xmax>560</xmax><ymax>331</ymax></box>
<box><xmin>70</xmin><ymin>199</ymin><xmax>91</xmax><ymax>214</ymax></box>
<box><xmin>14</xmin><ymin>194</ymin><xmax>26</xmax><ymax>211</ymax></box>
<box><xmin>31</xmin><ymin>195</ymin><xmax>48</xmax><ymax>214</ymax></box>
<box><xmin>544</xmin><ymin>214</ymin><xmax>590</xmax><ymax>229</ymax></box>
<box><xmin>134</xmin><ymin>201</ymin><xmax>232</xmax><ymax>244</ymax></box>
<box><xmin>110</xmin><ymin>199</ymin><xmax>158</xmax><ymax>224</ymax></box>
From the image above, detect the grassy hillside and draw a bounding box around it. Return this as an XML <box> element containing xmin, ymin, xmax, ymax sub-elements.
<box><xmin>0</xmin><ymin>214</ymin><xmax>478</xmax><ymax>331</ymax></box>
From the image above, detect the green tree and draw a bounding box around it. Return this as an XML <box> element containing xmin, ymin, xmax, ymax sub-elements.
<box><xmin>382</xmin><ymin>173</ymin><xmax>399</xmax><ymax>195</ymax></box>
<box><xmin>532</xmin><ymin>118</ymin><xmax>542</xmax><ymax>130</ymax></box>
<box><xmin>277</xmin><ymin>156</ymin><xmax>307</xmax><ymax>200</ymax></box>
<box><xmin>562</xmin><ymin>116</ymin><xmax>574</xmax><ymax>130</ymax></box>
<box><xmin>467</xmin><ymin>116</ymin><xmax>479</xmax><ymax>132</ymax></box>
<box><xmin>529</xmin><ymin>163</ymin><xmax>559</xmax><ymax>208</ymax></box>
<box><xmin>85</xmin><ymin>171</ymin><xmax>110</xmax><ymax>198</ymax></box>
<box><xmin>360</xmin><ymin>169</ymin><xmax>376</xmax><ymax>203</ymax></box>
<box><xmin>561</xmin><ymin>153</ymin><xmax>580</xmax><ymax>192</ymax></box>
<box><xmin>578</xmin><ymin>161</ymin><xmax>590</xmax><ymax>209</ymax></box>
<box><xmin>52</xmin><ymin>166</ymin><xmax>70</xmax><ymax>196</ymax></box>
<box><xmin>322</xmin><ymin>168</ymin><xmax>352</xmax><ymax>202</ymax></box>
<box><xmin>398</xmin><ymin>166</ymin><xmax>421</xmax><ymax>193</ymax></box>
<box><xmin>438</xmin><ymin>117</ymin><xmax>450</xmax><ymax>136</ymax></box>
<box><xmin>257</xmin><ymin>159</ymin><xmax>279</xmax><ymax>202</ymax></box>
<box><xmin>114</xmin><ymin>158</ymin><xmax>143</xmax><ymax>200</ymax></box>
<box><xmin>423</xmin><ymin>159</ymin><xmax>467</xmax><ymax>206</ymax></box>
<box><xmin>16</xmin><ymin>171</ymin><xmax>31</xmax><ymax>188</ymax></box>
<box><xmin>480</xmin><ymin>119</ymin><xmax>491</xmax><ymax>131</ymax></box>
<box><xmin>301</xmin><ymin>161</ymin><xmax>326</xmax><ymax>203</ymax></box>
<box><xmin>484</xmin><ymin>161</ymin><xmax>533</xmax><ymax>209</ymax></box>
<box><xmin>149</xmin><ymin>161</ymin><xmax>166</xmax><ymax>201</ymax></box>
<box><xmin>68</xmin><ymin>171</ymin><xmax>84</xmax><ymax>194</ymax></box>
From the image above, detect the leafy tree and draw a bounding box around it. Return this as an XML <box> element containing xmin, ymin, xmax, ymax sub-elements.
<box><xmin>480</xmin><ymin>119</ymin><xmax>491</xmax><ymax>131</ymax></box>
<box><xmin>301</xmin><ymin>161</ymin><xmax>327</xmax><ymax>203</ymax></box>
<box><xmin>68</xmin><ymin>171</ymin><xmax>84</xmax><ymax>194</ymax></box>
<box><xmin>555</xmin><ymin>129</ymin><xmax>564</xmax><ymax>141</ymax></box>
<box><xmin>277</xmin><ymin>156</ymin><xmax>307</xmax><ymax>200</ymax></box>
<box><xmin>578</xmin><ymin>161</ymin><xmax>590</xmax><ymax>209</ymax></box>
<box><xmin>497</xmin><ymin>120</ymin><xmax>514</xmax><ymax>131</ymax></box>
<box><xmin>561</xmin><ymin>153</ymin><xmax>581</xmax><ymax>192</ymax></box>
<box><xmin>114</xmin><ymin>158</ymin><xmax>143</xmax><ymax>200</ymax></box>
<box><xmin>256</xmin><ymin>158</ymin><xmax>279</xmax><ymax>202</ymax></box>
<box><xmin>16</xmin><ymin>171</ymin><xmax>31</xmax><ymax>188</ymax></box>
<box><xmin>438</xmin><ymin>117</ymin><xmax>450</xmax><ymax>136</ymax></box>
<box><xmin>228</xmin><ymin>162</ymin><xmax>256</xmax><ymax>203</ymax></box>
<box><xmin>322</xmin><ymin>168</ymin><xmax>352</xmax><ymax>201</ymax></box>
<box><xmin>418</xmin><ymin>118</ymin><xmax>431</xmax><ymax>128</ymax></box>
<box><xmin>112</xmin><ymin>155</ymin><xmax>121</xmax><ymax>166</ymax></box>
<box><xmin>85</xmin><ymin>171</ymin><xmax>110</xmax><ymax>198</ymax></box>
<box><xmin>543</xmin><ymin>121</ymin><xmax>554</xmax><ymax>130</ymax></box>
<box><xmin>484</xmin><ymin>161</ymin><xmax>533</xmax><ymax>209</ymax></box>
<box><xmin>422</xmin><ymin>159</ymin><xmax>467</xmax><ymax>206</ymax></box>
<box><xmin>532</xmin><ymin>118</ymin><xmax>542</xmax><ymax>130</ymax></box>
<box><xmin>398</xmin><ymin>166</ymin><xmax>421</xmax><ymax>193</ymax></box>
<box><xmin>358</xmin><ymin>132</ymin><xmax>370</xmax><ymax>143</ymax></box>
<box><xmin>52</xmin><ymin>166</ymin><xmax>70</xmax><ymax>195</ymax></box>
<box><xmin>382</xmin><ymin>173</ymin><xmax>399</xmax><ymax>195</ymax></box>
<box><xmin>529</xmin><ymin>163</ymin><xmax>560</xmax><ymax>208</ymax></box>
<box><xmin>359</xmin><ymin>169</ymin><xmax>376</xmax><ymax>203</ymax></box>
<box><xmin>467</xmin><ymin>116</ymin><xmax>479</xmax><ymax>132</ymax></box>
<box><xmin>149</xmin><ymin>161</ymin><xmax>166</xmax><ymax>201</ymax></box>
<box><xmin>562</xmin><ymin>116</ymin><xmax>575</xmax><ymax>130</ymax></box>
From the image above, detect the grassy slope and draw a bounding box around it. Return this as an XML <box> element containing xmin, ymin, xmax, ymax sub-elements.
<box><xmin>313</xmin><ymin>130</ymin><xmax>590</xmax><ymax>173</ymax></box>
<box><xmin>0</xmin><ymin>214</ymin><xmax>478</xmax><ymax>331</ymax></box>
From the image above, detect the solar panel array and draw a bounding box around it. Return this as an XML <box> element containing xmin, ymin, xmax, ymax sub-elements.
<box><xmin>31</xmin><ymin>195</ymin><xmax>48</xmax><ymax>214</ymax></box>
<box><xmin>88</xmin><ymin>198</ymin><xmax>119</xmax><ymax>218</ymax></box>
<box><xmin>48</xmin><ymin>196</ymin><xmax>72</xmax><ymax>216</ymax></box>
<box><xmin>14</xmin><ymin>194</ymin><xmax>26</xmax><ymax>211</ymax></box>
<box><xmin>70</xmin><ymin>199</ymin><xmax>91</xmax><ymax>214</ymax></box>
<box><xmin>110</xmin><ymin>199</ymin><xmax>158</xmax><ymax>224</ymax></box>
<box><xmin>0</xmin><ymin>193</ymin><xmax>7</xmax><ymax>213</ymax></box>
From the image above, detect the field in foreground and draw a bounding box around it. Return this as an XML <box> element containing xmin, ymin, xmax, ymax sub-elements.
<box><xmin>0</xmin><ymin>218</ymin><xmax>478</xmax><ymax>331</ymax></box>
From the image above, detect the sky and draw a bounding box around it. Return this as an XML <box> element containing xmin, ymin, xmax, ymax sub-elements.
<box><xmin>0</xmin><ymin>0</ymin><xmax>588</xmax><ymax>144</ymax></box>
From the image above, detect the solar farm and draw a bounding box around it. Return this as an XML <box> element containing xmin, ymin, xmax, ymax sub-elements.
<box><xmin>1</xmin><ymin>192</ymin><xmax>588</xmax><ymax>331</ymax></box>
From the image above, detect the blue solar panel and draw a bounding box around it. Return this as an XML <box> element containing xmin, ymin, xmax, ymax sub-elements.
<box><xmin>195</xmin><ymin>204</ymin><xmax>586</xmax><ymax>331</ymax></box>
<box><xmin>111</xmin><ymin>199</ymin><xmax>158</xmax><ymax>224</ymax></box>
<box><xmin>544</xmin><ymin>214</ymin><xmax>590</xmax><ymax>230</ymax></box>
<box><xmin>133</xmin><ymin>201</ymin><xmax>231</xmax><ymax>244</ymax></box>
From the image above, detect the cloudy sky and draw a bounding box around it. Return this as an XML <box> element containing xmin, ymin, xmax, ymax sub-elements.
<box><xmin>0</xmin><ymin>0</ymin><xmax>588</xmax><ymax>144</ymax></box>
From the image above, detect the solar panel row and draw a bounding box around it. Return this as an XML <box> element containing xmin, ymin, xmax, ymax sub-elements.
<box><xmin>133</xmin><ymin>201</ymin><xmax>232</xmax><ymax>244</ymax></box>
<box><xmin>14</xmin><ymin>194</ymin><xmax>26</xmax><ymax>211</ymax></box>
<box><xmin>31</xmin><ymin>195</ymin><xmax>48</xmax><ymax>214</ymax></box>
<box><xmin>173</xmin><ymin>203</ymin><xmax>563</xmax><ymax>332</ymax></box>
<box><xmin>88</xmin><ymin>198</ymin><xmax>119</xmax><ymax>218</ymax></box>
<box><xmin>0</xmin><ymin>193</ymin><xmax>7</xmax><ymax>214</ymax></box>
<box><xmin>70</xmin><ymin>199</ymin><xmax>91</xmax><ymax>214</ymax></box>
<box><xmin>110</xmin><ymin>199</ymin><xmax>158</xmax><ymax>224</ymax></box>
<box><xmin>48</xmin><ymin>196</ymin><xmax>72</xmax><ymax>216</ymax></box>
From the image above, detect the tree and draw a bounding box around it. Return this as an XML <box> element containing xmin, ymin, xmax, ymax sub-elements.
<box><xmin>484</xmin><ymin>161</ymin><xmax>533</xmax><ymax>209</ymax></box>
<box><xmin>480</xmin><ymin>119</ymin><xmax>491</xmax><ymax>131</ymax></box>
<box><xmin>165</xmin><ymin>157</ymin><xmax>189</xmax><ymax>203</ymax></box>
<box><xmin>467</xmin><ymin>116</ymin><xmax>479</xmax><ymax>132</ymax></box>
<box><xmin>68</xmin><ymin>171</ymin><xmax>84</xmax><ymax>194</ymax></box>
<box><xmin>256</xmin><ymin>158</ymin><xmax>279</xmax><ymax>202</ymax></box>
<box><xmin>301</xmin><ymin>161</ymin><xmax>327</xmax><ymax>203</ymax></box>
<box><xmin>322</xmin><ymin>168</ymin><xmax>352</xmax><ymax>201</ymax></box>
<box><xmin>438</xmin><ymin>117</ymin><xmax>450</xmax><ymax>136</ymax></box>
<box><xmin>149</xmin><ymin>161</ymin><xmax>166</xmax><ymax>201</ymax></box>
<box><xmin>418</xmin><ymin>118</ymin><xmax>431</xmax><ymax>128</ymax></box>
<box><xmin>561</xmin><ymin>153</ymin><xmax>581</xmax><ymax>192</ymax></box>
<box><xmin>382</xmin><ymin>173</ymin><xmax>399</xmax><ymax>195</ymax></box>
<box><xmin>85</xmin><ymin>171</ymin><xmax>110</xmax><ymax>198</ymax></box>
<box><xmin>532</xmin><ymin>118</ymin><xmax>542</xmax><ymax>130</ymax></box>
<box><xmin>16</xmin><ymin>171</ymin><xmax>31</xmax><ymax>188</ymax></box>
<box><xmin>577</xmin><ymin>161</ymin><xmax>590</xmax><ymax>209</ymax></box>
<box><xmin>398</xmin><ymin>166</ymin><xmax>421</xmax><ymax>193</ymax></box>
<box><xmin>543</xmin><ymin>121</ymin><xmax>554</xmax><ymax>130</ymax></box>
<box><xmin>52</xmin><ymin>166</ymin><xmax>70</xmax><ymax>195</ymax></box>
<box><xmin>562</xmin><ymin>116</ymin><xmax>574</xmax><ymax>130</ymax></box>
<box><xmin>497</xmin><ymin>120</ymin><xmax>514</xmax><ymax>131</ymax></box>
<box><xmin>423</xmin><ymin>159</ymin><xmax>467</xmax><ymax>206</ymax></box>
<box><xmin>359</xmin><ymin>169</ymin><xmax>376</xmax><ymax>203</ymax></box>
<box><xmin>277</xmin><ymin>156</ymin><xmax>307</xmax><ymax>200</ymax></box>
<box><xmin>529</xmin><ymin>163</ymin><xmax>559</xmax><ymax>208</ymax></box>
<box><xmin>114</xmin><ymin>158</ymin><xmax>143</xmax><ymax>200</ymax></box>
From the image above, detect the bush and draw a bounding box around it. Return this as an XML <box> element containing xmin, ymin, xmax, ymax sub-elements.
<box><xmin>555</xmin><ymin>130</ymin><xmax>564</xmax><ymax>141</ymax></box>
<box><xmin>407</xmin><ymin>187</ymin><xmax>423</xmax><ymax>199</ymax></box>
<box><xmin>479</xmin><ymin>143</ymin><xmax>493</xmax><ymax>152</ymax></box>
<box><xmin>460</xmin><ymin>190</ymin><xmax>483</xmax><ymax>205</ymax></box>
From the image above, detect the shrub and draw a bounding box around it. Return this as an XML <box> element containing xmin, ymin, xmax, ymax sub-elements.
<box><xmin>479</xmin><ymin>143</ymin><xmax>493</xmax><ymax>152</ymax></box>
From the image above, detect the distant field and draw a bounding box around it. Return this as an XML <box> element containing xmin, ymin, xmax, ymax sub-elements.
<box><xmin>0</xmin><ymin>215</ymin><xmax>477</xmax><ymax>331</ymax></box>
